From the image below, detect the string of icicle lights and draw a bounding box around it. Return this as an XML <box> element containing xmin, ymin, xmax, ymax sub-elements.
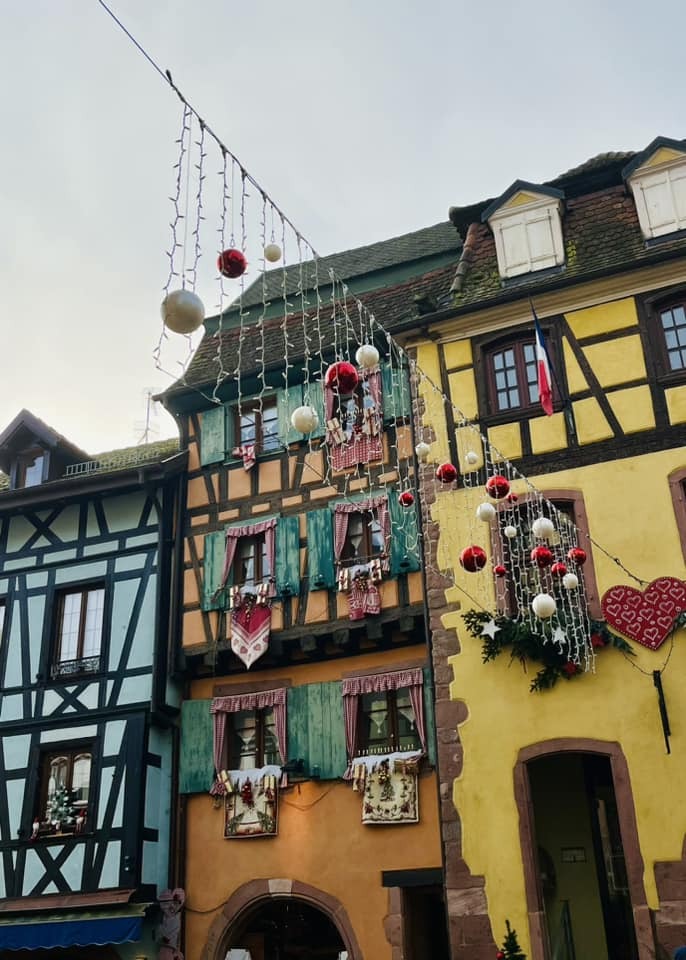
<box><xmin>97</xmin><ymin>0</ymin><xmax>649</xmax><ymax>674</ymax></box>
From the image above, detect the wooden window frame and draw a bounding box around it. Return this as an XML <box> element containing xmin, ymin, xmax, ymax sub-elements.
<box><xmin>231</xmin><ymin>533</ymin><xmax>271</xmax><ymax>589</ymax></box>
<box><xmin>356</xmin><ymin>688</ymin><xmax>421</xmax><ymax>756</ymax></box>
<box><xmin>13</xmin><ymin>447</ymin><xmax>47</xmax><ymax>490</ymax></box>
<box><xmin>234</xmin><ymin>396</ymin><xmax>279</xmax><ymax>454</ymax></box>
<box><xmin>651</xmin><ymin>295</ymin><xmax>686</xmax><ymax>380</ymax></box>
<box><xmin>35</xmin><ymin>744</ymin><xmax>93</xmax><ymax>838</ymax></box>
<box><xmin>490</xmin><ymin>490</ymin><xmax>601</xmax><ymax>619</ymax></box>
<box><xmin>668</xmin><ymin>467</ymin><xmax>686</xmax><ymax>568</ymax></box>
<box><xmin>52</xmin><ymin>584</ymin><xmax>105</xmax><ymax>679</ymax></box>
<box><xmin>228</xmin><ymin>706</ymin><xmax>278</xmax><ymax>770</ymax></box>
<box><xmin>486</xmin><ymin>340</ymin><xmax>539</xmax><ymax>414</ymax></box>
<box><xmin>340</xmin><ymin>508</ymin><xmax>385</xmax><ymax>568</ymax></box>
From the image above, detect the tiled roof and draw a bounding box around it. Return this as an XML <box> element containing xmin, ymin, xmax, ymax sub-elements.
<box><xmin>232</xmin><ymin>221</ymin><xmax>460</xmax><ymax>310</ymax></box>
<box><xmin>553</xmin><ymin>151</ymin><xmax>635</xmax><ymax>181</ymax></box>
<box><xmin>78</xmin><ymin>437</ymin><xmax>180</xmax><ymax>475</ymax></box>
<box><xmin>164</xmin><ymin>264</ymin><xmax>456</xmax><ymax>396</ymax></box>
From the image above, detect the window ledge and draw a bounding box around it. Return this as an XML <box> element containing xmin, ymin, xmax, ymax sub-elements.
<box><xmin>645</xmin><ymin>228</ymin><xmax>686</xmax><ymax>248</ymax></box>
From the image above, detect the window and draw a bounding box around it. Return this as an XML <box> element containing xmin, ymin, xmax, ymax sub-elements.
<box><xmin>628</xmin><ymin>160</ymin><xmax>686</xmax><ymax>239</ymax></box>
<box><xmin>659</xmin><ymin>301</ymin><xmax>686</xmax><ymax>372</ymax></box>
<box><xmin>232</xmin><ymin>535</ymin><xmax>271</xmax><ymax>590</ymax></box>
<box><xmin>358</xmin><ymin>689</ymin><xmax>421</xmax><ymax>755</ymax></box>
<box><xmin>236</xmin><ymin>397</ymin><xmax>279</xmax><ymax>454</ymax></box>
<box><xmin>341</xmin><ymin>510</ymin><xmax>385</xmax><ymax>566</ymax></box>
<box><xmin>336</xmin><ymin>378</ymin><xmax>377</xmax><ymax>440</ymax></box>
<box><xmin>53</xmin><ymin>585</ymin><xmax>105</xmax><ymax>678</ymax></box>
<box><xmin>37</xmin><ymin>746</ymin><xmax>92</xmax><ymax>835</ymax></box>
<box><xmin>485</xmin><ymin>191</ymin><xmax>565</xmax><ymax>279</ymax></box>
<box><xmin>15</xmin><ymin>448</ymin><xmax>45</xmax><ymax>488</ymax></box>
<box><xmin>229</xmin><ymin>707</ymin><xmax>280</xmax><ymax>770</ymax></box>
<box><xmin>484</xmin><ymin>336</ymin><xmax>556</xmax><ymax>416</ymax></box>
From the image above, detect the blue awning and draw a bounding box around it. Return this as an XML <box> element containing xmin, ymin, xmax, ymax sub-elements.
<box><xmin>0</xmin><ymin>914</ymin><xmax>143</xmax><ymax>950</ymax></box>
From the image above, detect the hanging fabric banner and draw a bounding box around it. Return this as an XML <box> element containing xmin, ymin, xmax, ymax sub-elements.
<box><xmin>231</xmin><ymin>597</ymin><xmax>272</xmax><ymax>669</ymax></box>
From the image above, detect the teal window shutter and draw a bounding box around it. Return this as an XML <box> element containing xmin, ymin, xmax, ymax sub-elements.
<box><xmin>286</xmin><ymin>682</ymin><xmax>346</xmax><ymax>780</ymax></box>
<box><xmin>381</xmin><ymin>361</ymin><xmax>412</xmax><ymax>424</ymax></box>
<box><xmin>304</xmin><ymin>380</ymin><xmax>326</xmax><ymax>440</ymax></box>
<box><xmin>275</xmin><ymin>515</ymin><xmax>300</xmax><ymax>596</ymax></box>
<box><xmin>200</xmin><ymin>405</ymin><xmax>226</xmax><ymax>465</ymax></box>
<box><xmin>422</xmin><ymin>666</ymin><xmax>437</xmax><ymax>767</ymax></box>
<box><xmin>388</xmin><ymin>492</ymin><xmax>422</xmax><ymax>575</ymax></box>
<box><xmin>202</xmin><ymin>530</ymin><xmax>227</xmax><ymax>610</ymax></box>
<box><xmin>179</xmin><ymin>699</ymin><xmax>215</xmax><ymax>793</ymax></box>
<box><xmin>306</xmin><ymin>510</ymin><xmax>335</xmax><ymax>590</ymax></box>
<box><xmin>278</xmin><ymin>384</ymin><xmax>305</xmax><ymax>446</ymax></box>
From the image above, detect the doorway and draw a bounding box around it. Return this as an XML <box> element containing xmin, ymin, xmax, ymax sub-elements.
<box><xmin>225</xmin><ymin>898</ymin><xmax>346</xmax><ymax>960</ymax></box>
<box><xmin>527</xmin><ymin>753</ymin><xmax>639</xmax><ymax>960</ymax></box>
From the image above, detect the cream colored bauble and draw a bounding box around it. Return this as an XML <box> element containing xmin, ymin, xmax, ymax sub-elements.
<box><xmin>161</xmin><ymin>289</ymin><xmax>205</xmax><ymax>335</ymax></box>
<box><xmin>562</xmin><ymin>573</ymin><xmax>579</xmax><ymax>590</ymax></box>
<box><xmin>532</xmin><ymin>593</ymin><xmax>557</xmax><ymax>619</ymax></box>
<box><xmin>465</xmin><ymin>451</ymin><xmax>479</xmax><ymax>466</ymax></box>
<box><xmin>476</xmin><ymin>502</ymin><xmax>496</xmax><ymax>522</ymax></box>
<box><xmin>531</xmin><ymin>517</ymin><xmax>555</xmax><ymax>541</ymax></box>
<box><xmin>504</xmin><ymin>525</ymin><xmax>517</xmax><ymax>539</ymax></box>
<box><xmin>290</xmin><ymin>405</ymin><xmax>319</xmax><ymax>434</ymax></box>
<box><xmin>264</xmin><ymin>243</ymin><xmax>282</xmax><ymax>263</ymax></box>
<box><xmin>415</xmin><ymin>441</ymin><xmax>431</xmax><ymax>462</ymax></box>
<box><xmin>355</xmin><ymin>344</ymin><xmax>380</xmax><ymax>369</ymax></box>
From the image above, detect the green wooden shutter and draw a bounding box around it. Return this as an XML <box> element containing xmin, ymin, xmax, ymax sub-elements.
<box><xmin>304</xmin><ymin>380</ymin><xmax>326</xmax><ymax>440</ymax></box>
<box><xmin>286</xmin><ymin>682</ymin><xmax>346</xmax><ymax>780</ymax></box>
<box><xmin>388</xmin><ymin>493</ymin><xmax>422</xmax><ymax>575</ymax></box>
<box><xmin>179</xmin><ymin>699</ymin><xmax>215</xmax><ymax>793</ymax></box>
<box><xmin>200</xmin><ymin>405</ymin><xmax>226</xmax><ymax>465</ymax></box>
<box><xmin>275</xmin><ymin>515</ymin><xmax>300</xmax><ymax>595</ymax></box>
<box><xmin>202</xmin><ymin>530</ymin><xmax>227</xmax><ymax>611</ymax></box>
<box><xmin>306</xmin><ymin>510</ymin><xmax>335</xmax><ymax>590</ymax></box>
<box><xmin>278</xmin><ymin>384</ymin><xmax>305</xmax><ymax>446</ymax></box>
<box><xmin>422</xmin><ymin>666</ymin><xmax>437</xmax><ymax>767</ymax></box>
<box><xmin>381</xmin><ymin>361</ymin><xmax>412</xmax><ymax>424</ymax></box>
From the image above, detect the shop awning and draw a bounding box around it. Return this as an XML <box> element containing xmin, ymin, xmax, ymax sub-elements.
<box><xmin>0</xmin><ymin>911</ymin><xmax>144</xmax><ymax>950</ymax></box>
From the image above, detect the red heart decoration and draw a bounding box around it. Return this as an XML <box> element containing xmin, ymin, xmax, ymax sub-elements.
<box><xmin>601</xmin><ymin>577</ymin><xmax>686</xmax><ymax>650</ymax></box>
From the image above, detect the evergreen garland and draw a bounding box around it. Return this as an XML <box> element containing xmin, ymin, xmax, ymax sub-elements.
<box><xmin>463</xmin><ymin>610</ymin><xmax>634</xmax><ymax>693</ymax></box>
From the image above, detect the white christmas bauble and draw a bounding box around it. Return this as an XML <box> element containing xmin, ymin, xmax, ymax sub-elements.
<box><xmin>290</xmin><ymin>405</ymin><xmax>319</xmax><ymax>434</ymax></box>
<box><xmin>532</xmin><ymin>593</ymin><xmax>557</xmax><ymax>619</ymax></box>
<box><xmin>504</xmin><ymin>525</ymin><xmax>517</xmax><ymax>539</ymax></box>
<box><xmin>476</xmin><ymin>502</ymin><xmax>496</xmax><ymax>522</ymax></box>
<box><xmin>531</xmin><ymin>517</ymin><xmax>555</xmax><ymax>540</ymax></box>
<box><xmin>161</xmin><ymin>289</ymin><xmax>205</xmax><ymax>335</ymax></box>
<box><xmin>562</xmin><ymin>573</ymin><xmax>579</xmax><ymax>590</ymax></box>
<box><xmin>465</xmin><ymin>451</ymin><xmax>479</xmax><ymax>465</ymax></box>
<box><xmin>355</xmin><ymin>344</ymin><xmax>380</xmax><ymax>369</ymax></box>
<box><xmin>415</xmin><ymin>441</ymin><xmax>431</xmax><ymax>462</ymax></box>
<box><xmin>264</xmin><ymin>243</ymin><xmax>282</xmax><ymax>263</ymax></box>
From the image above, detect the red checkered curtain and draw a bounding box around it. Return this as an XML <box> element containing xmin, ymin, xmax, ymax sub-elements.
<box><xmin>367</xmin><ymin>369</ymin><xmax>382</xmax><ymax>417</ymax></box>
<box><xmin>210</xmin><ymin>687</ymin><xmax>288</xmax><ymax>791</ymax></box>
<box><xmin>333</xmin><ymin>496</ymin><xmax>390</xmax><ymax>571</ymax></box>
<box><xmin>341</xmin><ymin>667</ymin><xmax>426</xmax><ymax>778</ymax></box>
<box><xmin>216</xmin><ymin>517</ymin><xmax>277</xmax><ymax>597</ymax></box>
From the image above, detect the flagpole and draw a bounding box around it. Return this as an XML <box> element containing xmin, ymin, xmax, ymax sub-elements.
<box><xmin>529</xmin><ymin>298</ymin><xmax>577</xmax><ymax>443</ymax></box>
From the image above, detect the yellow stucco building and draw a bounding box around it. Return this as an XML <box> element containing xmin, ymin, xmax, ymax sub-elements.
<box><xmin>404</xmin><ymin>136</ymin><xmax>686</xmax><ymax>960</ymax></box>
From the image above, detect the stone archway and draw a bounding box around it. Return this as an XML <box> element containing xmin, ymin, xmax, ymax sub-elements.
<box><xmin>202</xmin><ymin>878</ymin><xmax>363</xmax><ymax>960</ymax></box>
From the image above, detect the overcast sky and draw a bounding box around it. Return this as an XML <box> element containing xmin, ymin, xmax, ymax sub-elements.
<box><xmin>1</xmin><ymin>0</ymin><xmax>684</xmax><ymax>455</ymax></box>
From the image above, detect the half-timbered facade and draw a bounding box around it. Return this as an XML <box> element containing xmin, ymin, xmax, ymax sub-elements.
<box><xmin>161</xmin><ymin>225</ymin><xmax>460</xmax><ymax>960</ymax></box>
<box><xmin>0</xmin><ymin>411</ymin><xmax>184</xmax><ymax>958</ymax></box>
<box><xmin>403</xmin><ymin>136</ymin><xmax>686</xmax><ymax>959</ymax></box>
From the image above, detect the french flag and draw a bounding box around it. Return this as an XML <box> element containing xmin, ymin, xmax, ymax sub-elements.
<box><xmin>532</xmin><ymin>304</ymin><xmax>553</xmax><ymax>416</ymax></box>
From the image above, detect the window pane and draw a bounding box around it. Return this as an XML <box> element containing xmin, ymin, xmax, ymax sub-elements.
<box><xmin>674</xmin><ymin>306</ymin><xmax>686</xmax><ymax>326</ymax></box>
<box><xmin>59</xmin><ymin>593</ymin><xmax>82</xmax><ymax>662</ymax></box>
<box><xmin>495</xmin><ymin>371</ymin><xmax>507</xmax><ymax>390</ymax></box>
<box><xmin>239</xmin><ymin>410</ymin><xmax>257</xmax><ymax>445</ymax></box>
<box><xmin>23</xmin><ymin>454</ymin><xmax>44</xmax><ymax>488</ymax></box>
<box><xmin>360</xmin><ymin>693</ymin><xmax>390</xmax><ymax>753</ymax></box>
<box><xmin>82</xmin><ymin>589</ymin><xmax>104</xmax><ymax>657</ymax></box>
<box><xmin>231</xmin><ymin>711</ymin><xmax>258</xmax><ymax>769</ymax></box>
<box><xmin>665</xmin><ymin>329</ymin><xmax>678</xmax><ymax>349</ymax></box>
<box><xmin>261</xmin><ymin>403</ymin><xmax>280</xmax><ymax>452</ymax></box>
<box><xmin>262</xmin><ymin>708</ymin><xmax>279</xmax><ymax>766</ymax></box>
<box><xmin>72</xmin><ymin>755</ymin><xmax>91</xmax><ymax>805</ymax></box>
<box><xmin>396</xmin><ymin>690</ymin><xmax>421</xmax><ymax>750</ymax></box>
<box><xmin>493</xmin><ymin>352</ymin><xmax>504</xmax><ymax>371</ymax></box>
<box><xmin>370</xmin><ymin>518</ymin><xmax>384</xmax><ymax>555</ymax></box>
<box><xmin>235</xmin><ymin>539</ymin><xmax>257</xmax><ymax>587</ymax></box>
<box><xmin>662</xmin><ymin>309</ymin><xmax>675</xmax><ymax>329</ymax></box>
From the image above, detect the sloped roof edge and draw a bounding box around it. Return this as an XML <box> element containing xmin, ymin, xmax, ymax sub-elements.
<box><xmin>621</xmin><ymin>135</ymin><xmax>686</xmax><ymax>180</ymax></box>
<box><xmin>480</xmin><ymin>180</ymin><xmax>565</xmax><ymax>223</ymax></box>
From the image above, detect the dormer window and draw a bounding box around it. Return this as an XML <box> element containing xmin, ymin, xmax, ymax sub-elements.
<box><xmin>482</xmin><ymin>181</ymin><xmax>565</xmax><ymax>279</ymax></box>
<box><xmin>624</xmin><ymin>139</ymin><xmax>686</xmax><ymax>240</ymax></box>
<box><xmin>16</xmin><ymin>448</ymin><xmax>45</xmax><ymax>488</ymax></box>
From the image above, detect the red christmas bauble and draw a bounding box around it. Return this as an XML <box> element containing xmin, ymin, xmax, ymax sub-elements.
<box><xmin>531</xmin><ymin>545</ymin><xmax>553</xmax><ymax>568</ymax></box>
<box><xmin>505</xmin><ymin>492</ymin><xmax>519</xmax><ymax>505</ymax></box>
<box><xmin>590</xmin><ymin>632</ymin><xmax>606</xmax><ymax>649</ymax></box>
<box><xmin>563</xmin><ymin>661</ymin><xmax>580</xmax><ymax>677</ymax></box>
<box><xmin>435</xmin><ymin>462</ymin><xmax>458</xmax><ymax>484</ymax></box>
<box><xmin>567</xmin><ymin>547</ymin><xmax>587</xmax><ymax>566</ymax></box>
<box><xmin>398</xmin><ymin>491</ymin><xmax>415</xmax><ymax>508</ymax></box>
<box><xmin>493</xmin><ymin>564</ymin><xmax>507</xmax><ymax>577</ymax></box>
<box><xmin>217</xmin><ymin>248</ymin><xmax>248</xmax><ymax>278</ymax></box>
<box><xmin>486</xmin><ymin>474</ymin><xmax>510</xmax><ymax>499</ymax></box>
<box><xmin>496</xmin><ymin>953</ymin><xmax>505</xmax><ymax>960</ymax></box>
<box><xmin>324</xmin><ymin>361</ymin><xmax>359</xmax><ymax>395</ymax></box>
<box><xmin>551</xmin><ymin>561</ymin><xmax>567</xmax><ymax>578</ymax></box>
<box><xmin>459</xmin><ymin>545</ymin><xmax>487</xmax><ymax>573</ymax></box>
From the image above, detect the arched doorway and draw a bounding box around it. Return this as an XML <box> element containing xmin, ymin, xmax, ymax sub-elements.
<box><xmin>202</xmin><ymin>880</ymin><xmax>362</xmax><ymax>960</ymax></box>
<box><xmin>514</xmin><ymin>740</ymin><xmax>653</xmax><ymax>960</ymax></box>
<box><xmin>226</xmin><ymin>898</ymin><xmax>346</xmax><ymax>959</ymax></box>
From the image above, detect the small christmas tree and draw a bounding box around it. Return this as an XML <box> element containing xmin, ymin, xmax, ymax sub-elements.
<box><xmin>497</xmin><ymin>920</ymin><xmax>526</xmax><ymax>959</ymax></box>
<box><xmin>46</xmin><ymin>784</ymin><xmax>76</xmax><ymax>830</ymax></box>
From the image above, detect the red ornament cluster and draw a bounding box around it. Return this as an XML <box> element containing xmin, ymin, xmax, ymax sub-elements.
<box><xmin>460</xmin><ymin>545</ymin><xmax>487</xmax><ymax>573</ymax></box>
<box><xmin>486</xmin><ymin>474</ymin><xmax>510</xmax><ymax>499</ymax></box>
<box><xmin>435</xmin><ymin>462</ymin><xmax>458</xmax><ymax>484</ymax></box>
<box><xmin>218</xmin><ymin>248</ymin><xmax>248</xmax><ymax>278</ymax></box>
<box><xmin>324</xmin><ymin>361</ymin><xmax>359</xmax><ymax>395</ymax></box>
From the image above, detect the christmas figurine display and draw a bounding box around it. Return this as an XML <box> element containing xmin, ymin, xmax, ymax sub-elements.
<box><xmin>46</xmin><ymin>783</ymin><xmax>76</xmax><ymax>832</ymax></box>
<box><xmin>497</xmin><ymin>920</ymin><xmax>526</xmax><ymax>959</ymax></box>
